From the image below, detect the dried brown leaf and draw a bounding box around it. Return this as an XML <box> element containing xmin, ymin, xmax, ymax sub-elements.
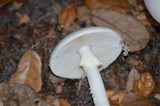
<box><xmin>10</xmin><ymin>50</ymin><xmax>42</xmax><ymax>92</ymax></box>
<box><xmin>133</xmin><ymin>72</ymin><xmax>155</xmax><ymax>97</ymax></box>
<box><xmin>84</xmin><ymin>0</ymin><xmax>132</xmax><ymax>12</ymax></box>
<box><xmin>134</xmin><ymin>12</ymin><xmax>151</xmax><ymax>26</ymax></box>
<box><xmin>84</xmin><ymin>0</ymin><xmax>107</xmax><ymax>10</ymax></box>
<box><xmin>59</xmin><ymin>99</ymin><xmax>71</xmax><ymax>106</ymax></box>
<box><xmin>59</xmin><ymin>0</ymin><xmax>78</xmax><ymax>27</ymax></box>
<box><xmin>124</xmin><ymin>92</ymin><xmax>153</xmax><ymax>106</ymax></box>
<box><xmin>126</xmin><ymin>68</ymin><xmax>140</xmax><ymax>92</ymax></box>
<box><xmin>105</xmin><ymin>0</ymin><xmax>132</xmax><ymax>13</ymax></box>
<box><xmin>91</xmin><ymin>9</ymin><xmax>150</xmax><ymax>52</ymax></box>
<box><xmin>107</xmin><ymin>90</ymin><xmax>126</xmax><ymax>105</ymax></box>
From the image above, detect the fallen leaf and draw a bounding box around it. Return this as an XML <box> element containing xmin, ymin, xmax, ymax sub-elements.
<box><xmin>0</xmin><ymin>83</ymin><xmax>52</xmax><ymax>106</ymax></box>
<box><xmin>18</xmin><ymin>14</ymin><xmax>30</xmax><ymax>25</ymax></box>
<box><xmin>124</xmin><ymin>92</ymin><xmax>153</xmax><ymax>106</ymax></box>
<box><xmin>10</xmin><ymin>50</ymin><xmax>42</xmax><ymax>92</ymax></box>
<box><xmin>59</xmin><ymin>99</ymin><xmax>71</xmax><ymax>106</ymax></box>
<box><xmin>84</xmin><ymin>0</ymin><xmax>107</xmax><ymax>10</ymax></box>
<box><xmin>134</xmin><ymin>12</ymin><xmax>151</xmax><ymax>26</ymax></box>
<box><xmin>58</xmin><ymin>0</ymin><xmax>78</xmax><ymax>27</ymax></box>
<box><xmin>107</xmin><ymin>90</ymin><xmax>126</xmax><ymax>105</ymax></box>
<box><xmin>84</xmin><ymin>0</ymin><xmax>132</xmax><ymax>12</ymax></box>
<box><xmin>91</xmin><ymin>9</ymin><xmax>150</xmax><ymax>52</ymax></box>
<box><xmin>126</xmin><ymin>68</ymin><xmax>140</xmax><ymax>92</ymax></box>
<box><xmin>133</xmin><ymin>72</ymin><xmax>155</xmax><ymax>97</ymax></box>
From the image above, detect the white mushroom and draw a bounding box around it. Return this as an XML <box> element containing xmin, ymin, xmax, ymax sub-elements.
<box><xmin>49</xmin><ymin>27</ymin><xmax>128</xmax><ymax>106</ymax></box>
<box><xmin>144</xmin><ymin>0</ymin><xmax>160</xmax><ymax>23</ymax></box>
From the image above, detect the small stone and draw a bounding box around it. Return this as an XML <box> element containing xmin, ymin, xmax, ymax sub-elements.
<box><xmin>56</xmin><ymin>85</ymin><xmax>63</xmax><ymax>94</ymax></box>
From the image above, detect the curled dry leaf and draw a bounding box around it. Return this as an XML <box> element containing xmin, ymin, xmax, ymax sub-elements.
<box><xmin>58</xmin><ymin>0</ymin><xmax>78</xmax><ymax>28</ymax></box>
<box><xmin>84</xmin><ymin>0</ymin><xmax>132</xmax><ymax>13</ymax></box>
<box><xmin>91</xmin><ymin>9</ymin><xmax>150</xmax><ymax>52</ymax></box>
<box><xmin>124</xmin><ymin>92</ymin><xmax>153</xmax><ymax>106</ymax></box>
<box><xmin>133</xmin><ymin>72</ymin><xmax>155</xmax><ymax>97</ymax></box>
<box><xmin>106</xmin><ymin>90</ymin><xmax>126</xmax><ymax>105</ymax></box>
<box><xmin>10</xmin><ymin>50</ymin><xmax>42</xmax><ymax>92</ymax></box>
<box><xmin>126</xmin><ymin>68</ymin><xmax>140</xmax><ymax>92</ymax></box>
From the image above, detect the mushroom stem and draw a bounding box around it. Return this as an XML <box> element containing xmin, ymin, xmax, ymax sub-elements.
<box><xmin>78</xmin><ymin>46</ymin><xmax>110</xmax><ymax>106</ymax></box>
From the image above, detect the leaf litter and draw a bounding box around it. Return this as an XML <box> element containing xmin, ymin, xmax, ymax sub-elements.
<box><xmin>0</xmin><ymin>0</ymin><xmax>160</xmax><ymax>106</ymax></box>
<box><xmin>0</xmin><ymin>83</ymin><xmax>53</xmax><ymax>106</ymax></box>
<box><xmin>9</xmin><ymin>50</ymin><xmax>42</xmax><ymax>92</ymax></box>
<box><xmin>91</xmin><ymin>9</ymin><xmax>150</xmax><ymax>52</ymax></box>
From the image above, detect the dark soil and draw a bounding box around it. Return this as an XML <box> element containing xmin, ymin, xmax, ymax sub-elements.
<box><xmin>0</xmin><ymin>0</ymin><xmax>160</xmax><ymax>106</ymax></box>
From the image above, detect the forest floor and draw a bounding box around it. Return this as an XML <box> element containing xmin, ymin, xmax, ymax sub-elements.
<box><xmin>0</xmin><ymin>0</ymin><xmax>160</xmax><ymax>106</ymax></box>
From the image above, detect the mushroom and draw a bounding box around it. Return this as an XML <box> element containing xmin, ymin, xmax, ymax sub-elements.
<box><xmin>144</xmin><ymin>0</ymin><xmax>160</xmax><ymax>23</ymax></box>
<box><xmin>49</xmin><ymin>27</ymin><xmax>128</xmax><ymax>106</ymax></box>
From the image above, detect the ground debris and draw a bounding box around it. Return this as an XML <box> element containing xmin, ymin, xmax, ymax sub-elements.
<box><xmin>0</xmin><ymin>0</ymin><xmax>160</xmax><ymax>106</ymax></box>
<box><xmin>0</xmin><ymin>83</ymin><xmax>53</xmax><ymax>106</ymax></box>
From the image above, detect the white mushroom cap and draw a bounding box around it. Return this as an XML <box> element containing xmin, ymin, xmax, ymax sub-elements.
<box><xmin>144</xmin><ymin>0</ymin><xmax>160</xmax><ymax>23</ymax></box>
<box><xmin>49</xmin><ymin>27</ymin><xmax>123</xmax><ymax>79</ymax></box>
